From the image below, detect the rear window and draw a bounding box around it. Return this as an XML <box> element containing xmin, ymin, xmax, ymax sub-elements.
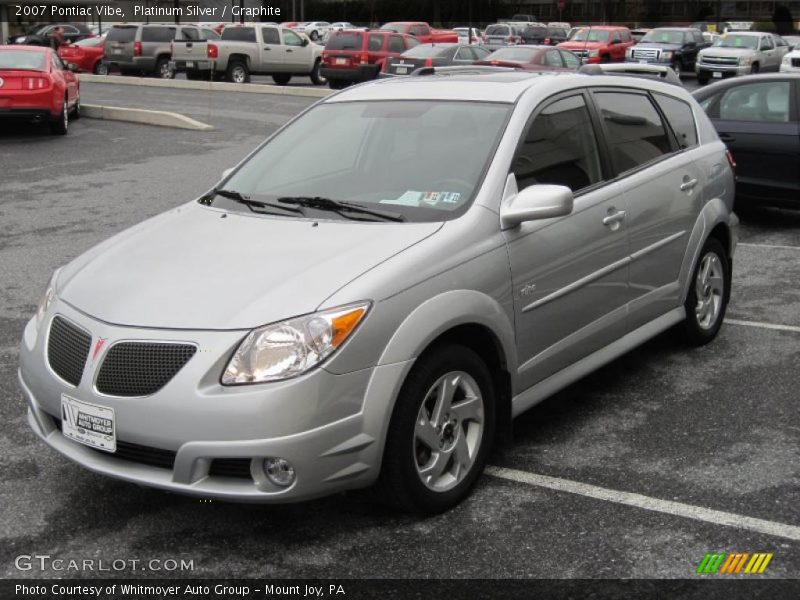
<box><xmin>221</xmin><ymin>27</ymin><xmax>256</xmax><ymax>43</ymax></box>
<box><xmin>0</xmin><ymin>50</ymin><xmax>47</xmax><ymax>71</ymax></box>
<box><xmin>326</xmin><ymin>32</ymin><xmax>364</xmax><ymax>50</ymax></box>
<box><xmin>141</xmin><ymin>27</ymin><xmax>176</xmax><ymax>43</ymax></box>
<box><xmin>106</xmin><ymin>27</ymin><xmax>136</xmax><ymax>43</ymax></box>
<box><xmin>523</xmin><ymin>27</ymin><xmax>547</xmax><ymax>36</ymax></box>
<box><xmin>485</xmin><ymin>25</ymin><xmax>509</xmax><ymax>36</ymax></box>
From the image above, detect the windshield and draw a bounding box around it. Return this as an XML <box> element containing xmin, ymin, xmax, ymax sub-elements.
<box><xmin>0</xmin><ymin>50</ymin><xmax>47</xmax><ymax>71</ymax></box>
<box><xmin>488</xmin><ymin>47</ymin><xmax>538</xmax><ymax>61</ymax></box>
<box><xmin>326</xmin><ymin>32</ymin><xmax>363</xmax><ymax>50</ymax></box>
<box><xmin>485</xmin><ymin>25</ymin><xmax>509</xmax><ymax>36</ymax></box>
<box><xmin>218</xmin><ymin>101</ymin><xmax>511</xmax><ymax>222</ymax></box>
<box><xmin>641</xmin><ymin>30</ymin><xmax>685</xmax><ymax>44</ymax></box>
<box><xmin>106</xmin><ymin>27</ymin><xmax>136</xmax><ymax>42</ymax></box>
<box><xmin>569</xmin><ymin>29</ymin><xmax>610</xmax><ymax>42</ymax></box>
<box><xmin>713</xmin><ymin>34</ymin><xmax>758</xmax><ymax>49</ymax></box>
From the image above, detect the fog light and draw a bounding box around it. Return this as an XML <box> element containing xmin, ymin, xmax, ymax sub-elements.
<box><xmin>263</xmin><ymin>457</ymin><xmax>296</xmax><ymax>487</ymax></box>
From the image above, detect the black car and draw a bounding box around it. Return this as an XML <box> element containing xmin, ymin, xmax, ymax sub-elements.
<box><xmin>693</xmin><ymin>74</ymin><xmax>800</xmax><ymax>210</ymax></box>
<box><xmin>381</xmin><ymin>43</ymin><xmax>491</xmax><ymax>77</ymax></box>
<box><xmin>626</xmin><ymin>27</ymin><xmax>709</xmax><ymax>77</ymax></box>
<box><xmin>520</xmin><ymin>25</ymin><xmax>568</xmax><ymax>46</ymax></box>
<box><xmin>8</xmin><ymin>23</ymin><xmax>94</xmax><ymax>46</ymax></box>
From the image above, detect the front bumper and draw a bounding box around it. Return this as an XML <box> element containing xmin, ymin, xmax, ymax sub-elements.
<box><xmin>696</xmin><ymin>63</ymin><xmax>750</xmax><ymax>78</ymax></box>
<box><xmin>19</xmin><ymin>303</ymin><xmax>413</xmax><ymax>502</ymax></box>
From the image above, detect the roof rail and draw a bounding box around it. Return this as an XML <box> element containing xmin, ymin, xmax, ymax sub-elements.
<box><xmin>578</xmin><ymin>63</ymin><xmax>682</xmax><ymax>86</ymax></box>
<box><xmin>410</xmin><ymin>65</ymin><xmax>521</xmax><ymax>77</ymax></box>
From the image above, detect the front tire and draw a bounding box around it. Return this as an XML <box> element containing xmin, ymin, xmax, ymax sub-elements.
<box><xmin>750</xmin><ymin>63</ymin><xmax>760</xmax><ymax>74</ymax></box>
<box><xmin>681</xmin><ymin>237</ymin><xmax>730</xmax><ymax>345</ymax></box>
<box><xmin>672</xmin><ymin>60</ymin><xmax>682</xmax><ymax>77</ymax></box>
<box><xmin>93</xmin><ymin>61</ymin><xmax>108</xmax><ymax>75</ymax></box>
<box><xmin>378</xmin><ymin>344</ymin><xmax>496</xmax><ymax>514</ymax></box>
<box><xmin>697</xmin><ymin>75</ymin><xmax>709</xmax><ymax>86</ymax></box>
<box><xmin>309</xmin><ymin>59</ymin><xmax>326</xmax><ymax>85</ymax></box>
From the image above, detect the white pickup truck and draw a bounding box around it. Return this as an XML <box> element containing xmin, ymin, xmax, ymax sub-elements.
<box><xmin>170</xmin><ymin>24</ymin><xmax>326</xmax><ymax>85</ymax></box>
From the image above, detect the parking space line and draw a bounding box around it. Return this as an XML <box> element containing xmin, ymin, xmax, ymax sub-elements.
<box><xmin>725</xmin><ymin>319</ymin><xmax>800</xmax><ymax>334</ymax></box>
<box><xmin>486</xmin><ymin>466</ymin><xmax>800</xmax><ymax>541</ymax></box>
<box><xmin>739</xmin><ymin>243</ymin><xmax>800</xmax><ymax>251</ymax></box>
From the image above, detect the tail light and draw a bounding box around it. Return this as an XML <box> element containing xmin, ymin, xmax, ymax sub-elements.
<box><xmin>725</xmin><ymin>149</ymin><xmax>736</xmax><ymax>170</ymax></box>
<box><xmin>207</xmin><ymin>43</ymin><xmax>218</xmax><ymax>59</ymax></box>
<box><xmin>322</xmin><ymin>51</ymin><xmax>329</xmax><ymax>63</ymax></box>
<box><xmin>544</xmin><ymin>37</ymin><xmax>551</xmax><ymax>45</ymax></box>
<box><xmin>508</xmin><ymin>35</ymin><xmax>520</xmax><ymax>44</ymax></box>
<box><xmin>133</xmin><ymin>41</ymin><xmax>142</xmax><ymax>57</ymax></box>
<box><xmin>25</xmin><ymin>77</ymin><xmax>49</xmax><ymax>90</ymax></box>
<box><xmin>359</xmin><ymin>51</ymin><xmax>369</xmax><ymax>65</ymax></box>
<box><xmin>423</xmin><ymin>58</ymin><xmax>433</xmax><ymax>67</ymax></box>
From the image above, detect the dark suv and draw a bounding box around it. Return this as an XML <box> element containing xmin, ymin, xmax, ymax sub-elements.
<box><xmin>321</xmin><ymin>30</ymin><xmax>418</xmax><ymax>89</ymax></box>
<box><xmin>626</xmin><ymin>27</ymin><xmax>709</xmax><ymax>77</ymax></box>
<box><xmin>520</xmin><ymin>25</ymin><xmax>568</xmax><ymax>46</ymax></box>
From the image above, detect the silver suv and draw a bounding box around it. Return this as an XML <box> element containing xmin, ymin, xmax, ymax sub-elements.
<box><xmin>20</xmin><ymin>70</ymin><xmax>737</xmax><ymax>514</ymax></box>
<box><xmin>104</xmin><ymin>24</ymin><xmax>220</xmax><ymax>78</ymax></box>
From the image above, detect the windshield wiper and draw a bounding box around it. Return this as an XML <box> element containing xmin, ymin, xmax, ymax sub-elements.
<box><xmin>201</xmin><ymin>188</ymin><xmax>305</xmax><ymax>216</ymax></box>
<box><xmin>278</xmin><ymin>196</ymin><xmax>405</xmax><ymax>222</ymax></box>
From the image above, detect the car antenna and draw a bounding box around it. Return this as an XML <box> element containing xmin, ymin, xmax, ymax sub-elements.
<box><xmin>582</xmin><ymin>23</ymin><xmax>592</xmax><ymax>65</ymax></box>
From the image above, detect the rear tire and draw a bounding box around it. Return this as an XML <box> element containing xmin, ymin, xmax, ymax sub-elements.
<box><xmin>50</xmin><ymin>98</ymin><xmax>69</xmax><ymax>135</ymax></box>
<box><xmin>226</xmin><ymin>60</ymin><xmax>250</xmax><ymax>83</ymax></box>
<box><xmin>310</xmin><ymin>30</ymin><xmax>319</xmax><ymax>41</ymax></box>
<box><xmin>155</xmin><ymin>57</ymin><xmax>174</xmax><ymax>79</ymax></box>
<box><xmin>378</xmin><ymin>344</ymin><xmax>496</xmax><ymax>515</ymax></box>
<box><xmin>309</xmin><ymin>59</ymin><xmax>326</xmax><ymax>85</ymax></box>
<box><xmin>272</xmin><ymin>73</ymin><xmax>292</xmax><ymax>85</ymax></box>
<box><xmin>70</xmin><ymin>91</ymin><xmax>81</xmax><ymax>120</ymax></box>
<box><xmin>681</xmin><ymin>237</ymin><xmax>730</xmax><ymax>346</ymax></box>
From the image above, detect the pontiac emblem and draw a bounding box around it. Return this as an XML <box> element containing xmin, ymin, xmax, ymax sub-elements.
<box><xmin>92</xmin><ymin>338</ymin><xmax>107</xmax><ymax>362</ymax></box>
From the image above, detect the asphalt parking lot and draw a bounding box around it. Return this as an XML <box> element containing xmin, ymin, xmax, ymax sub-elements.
<box><xmin>0</xmin><ymin>83</ymin><xmax>798</xmax><ymax>582</ymax></box>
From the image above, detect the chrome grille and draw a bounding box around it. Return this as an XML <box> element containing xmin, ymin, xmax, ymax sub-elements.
<box><xmin>792</xmin><ymin>58</ymin><xmax>800</xmax><ymax>67</ymax></box>
<box><xmin>701</xmin><ymin>55</ymin><xmax>738</xmax><ymax>65</ymax></box>
<box><xmin>95</xmin><ymin>342</ymin><xmax>196</xmax><ymax>397</ymax></box>
<box><xmin>632</xmin><ymin>48</ymin><xmax>659</xmax><ymax>60</ymax></box>
<box><xmin>47</xmin><ymin>316</ymin><xmax>91</xmax><ymax>386</ymax></box>
<box><xmin>572</xmin><ymin>49</ymin><xmax>588</xmax><ymax>58</ymax></box>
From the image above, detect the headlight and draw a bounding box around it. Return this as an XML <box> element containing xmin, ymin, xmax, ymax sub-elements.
<box><xmin>222</xmin><ymin>302</ymin><xmax>370</xmax><ymax>385</ymax></box>
<box><xmin>662</xmin><ymin>51</ymin><xmax>673</xmax><ymax>60</ymax></box>
<box><xmin>588</xmin><ymin>49</ymin><xmax>599</xmax><ymax>57</ymax></box>
<box><xmin>17</xmin><ymin>36</ymin><xmax>26</xmax><ymax>43</ymax></box>
<box><xmin>626</xmin><ymin>48</ymin><xmax>633</xmax><ymax>58</ymax></box>
<box><xmin>739</xmin><ymin>55</ymin><xmax>753</xmax><ymax>65</ymax></box>
<box><xmin>782</xmin><ymin>55</ymin><xmax>791</xmax><ymax>64</ymax></box>
<box><xmin>36</xmin><ymin>269</ymin><xmax>60</xmax><ymax>328</ymax></box>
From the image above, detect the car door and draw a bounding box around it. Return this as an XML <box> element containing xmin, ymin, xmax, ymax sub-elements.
<box><xmin>261</xmin><ymin>27</ymin><xmax>282</xmax><ymax>71</ymax></box>
<box><xmin>759</xmin><ymin>35</ymin><xmax>778</xmax><ymax>70</ymax></box>
<box><xmin>543</xmin><ymin>49</ymin><xmax>565</xmax><ymax>70</ymax></box>
<box><xmin>706</xmin><ymin>79</ymin><xmax>799</xmax><ymax>202</ymax></box>
<box><xmin>595</xmin><ymin>89</ymin><xmax>705</xmax><ymax>329</ymax></box>
<box><xmin>453</xmin><ymin>46</ymin><xmax>474</xmax><ymax>65</ymax></box>
<box><xmin>280</xmin><ymin>28</ymin><xmax>310</xmax><ymax>70</ymax></box>
<box><xmin>504</xmin><ymin>92</ymin><xmax>631</xmax><ymax>389</ymax></box>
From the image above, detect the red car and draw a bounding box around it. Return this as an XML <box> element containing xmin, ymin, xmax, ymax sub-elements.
<box><xmin>58</xmin><ymin>35</ymin><xmax>107</xmax><ymax>75</ymax></box>
<box><xmin>557</xmin><ymin>26</ymin><xmax>634</xmax><ymax>64</ymax></box>
<box><xmin>475</xmin><ymin>46</ymin><xmax>582</xmax><ymax>71</ymax></box>
<box><xmin>0</xmin><ymin>45</ymin><xmax>80</xmax><ymax>135</ymax></box>
<box><xmin>321</xmin><ymin>30</ymin><xmax>419</xmax><ymax>89</ymax></box>
<box><xmin>380</xmin><ymin>22</ymin><xmax>458</xmax><ymax>44</ymax></box>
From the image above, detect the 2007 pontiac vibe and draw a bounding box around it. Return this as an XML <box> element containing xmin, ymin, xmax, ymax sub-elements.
<box><xmin>19</xmin><ymin>69</ymin><xmax>736</xmax><ymax>513</ymax></box>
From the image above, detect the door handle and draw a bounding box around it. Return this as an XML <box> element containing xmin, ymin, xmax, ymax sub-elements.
<box><xmin>264</xmin><ymin>46</ymin><xmax>271</xmax><ymax>50</ymax></box>
<box><xmin>602</xmin><ymin>210</ymin><xmax>626</xmax><ymax>226</ymax></box>
<box><xmin>680</xmin><ymin>178</ymin><xmax>698</xmax><ymax>191</ymax></box>
<box><xmin>286</xmin><ymin>49</ymin><xmax>293</xmax><ymax>53</ymax></box>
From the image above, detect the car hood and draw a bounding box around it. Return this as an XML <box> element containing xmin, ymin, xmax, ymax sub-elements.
<box><xmin>57</xmin><ymin>203</ymin><xmax>443</xmax><ymax>330</ymax></box>
<box><xmin>634</xmin><ymin>42</ymin><xmax>682</xmax><ymax>50</ymax></box>
<box><xmin>700</xmin><ymin>47</ymin><xmax>754</xmax><ymax>57</ymax></box>
<box><xmin>559</xmin><ymin>41</ymin><xmax>606</xmax><ymax>49</ymax></box>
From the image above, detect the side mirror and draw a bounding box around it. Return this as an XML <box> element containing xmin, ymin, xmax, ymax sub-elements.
<box><xmin>221</xmin><ymin>167</ymin><xmax>234</xmax><ymax>179</ymax></box>
<box><xmin>500</xmin><ymin>184</ymin><xmax>573</xmax><ymax>229</ymax></box>
<box><xmin>301</xmin><ymin>37</ymin><xmax>309</xmax><ymax>47</ymax></box>
<box><xmin>68</xmin><ymin>63</ymin><xmax>79</xmax><ymax>72</ymax></box>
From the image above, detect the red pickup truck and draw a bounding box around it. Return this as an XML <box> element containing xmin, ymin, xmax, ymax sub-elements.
<box><xmin>557</xmin><ymin>26</ymin><xmax>634</xmax><ymax>64</ymax></box>
<box><xmin>380</xmin><ymin>22</ymin><xmax>458</xmax><ymax>43</ymax></box>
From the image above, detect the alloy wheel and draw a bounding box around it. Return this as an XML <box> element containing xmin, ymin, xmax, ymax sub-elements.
<box><xmin>413</xmin><ymin>371</ymin><xmax>484</xmax><ymax>492</ymax></box>
<box><xmin>694</xmin><ymin>251</ymin><xmax>725</xmax><ymax>330</ymax></box>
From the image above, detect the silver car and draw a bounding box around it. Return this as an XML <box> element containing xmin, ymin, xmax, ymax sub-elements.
<box><xmin>20</xmin><ymin>69</ymin><xmax>737</xmax><ymax>514</ymax></box>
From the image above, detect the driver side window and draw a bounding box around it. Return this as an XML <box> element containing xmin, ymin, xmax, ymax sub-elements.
<box><xmin>511</xmin><ymin>94</ymin><xmax>603</xmax><ymax>193</ymax></box>
<box><xmin>283</xmin><ymin>29</ymin><xmax>303</xmax><ymax>46</ymax></box>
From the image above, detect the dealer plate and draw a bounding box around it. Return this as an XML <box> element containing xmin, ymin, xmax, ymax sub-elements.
<box><xmin>186</xmin><ymin>61</ymin><xmax>194</xmax><ymax>68</ymax></box>
<box><xmin>335</xmin><ymin>58</ymin><xmax>348</xmax><ymax>65</ymax></box>
<box><xmin>713</xmin><ymin>71</ymin><xmax>723</xmax><ymax>78</ymax></box>
<box><xmin>60</xmin><ymin>394</ymin><xmax>116</xmax><ymax>452</ymax></box>
<box><xmin>396</xmin><ymin>66</ymin><xmax>409</xmax><ymax>74</ymax></box>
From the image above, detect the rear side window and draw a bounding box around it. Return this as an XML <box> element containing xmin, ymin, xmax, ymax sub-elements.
<box><xmin>262</xmin><ymin>28</ymin><xmax>280</xmax><ymax>45</ymax></box>
<box><xmin>222</xmin><ymin>27</ymin><xmax>256</xmax><ymax>42</ymax></box>
<box><xmin>201</xmin><ymin>29</ymin><xmax>220</xmax><ymax>40</ymax></box>
<box><xmin>653</xmin><ymin>93</ymin><xmax>698</xmax><ymax>149</ymax></box>
<box><xmin>594</xmin><ymin>92</ymin><xmax>672</xmax><ymax>173</ymax></box>
<box><xmin>180</xmin><ymin>28</ymin><xmax>200</xmax><ymax>41</ymax></box>
<box><xmin>512</xmin><ymin>95</ymin><xmax>604</xmax><ymax>193</ymax></box>
<box><xmin>368</xmin><ymin>34</ymin><xmax>384</xmax><ymax>51</ymax></box>
<box><xmin>485</xmin><ymin>25</ymin><xmax>508</xmax><ymax>36</ymax></box>
<box><xmin>141</xmin><ymin>27</ymin><xmax>176</xmax><ymax>43</ymax></box>
<box><xmin>106</xmin><ymin>27</ymin><xmax>136</xmax><ymax>43</ymax></box>
<box><xmin>326</xmin><ymin>32</ymin><xmax>363</xmax><ymax>50</ymax></box>
<box><xmin>718</xmin><ymin>81</ymin><xmax>791</xmax><ymax>123</ymax></box>
<box><xmin>388</xmin><ymin>35</ymin><xmax>405</xmax><ymax>53</ymax></box>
